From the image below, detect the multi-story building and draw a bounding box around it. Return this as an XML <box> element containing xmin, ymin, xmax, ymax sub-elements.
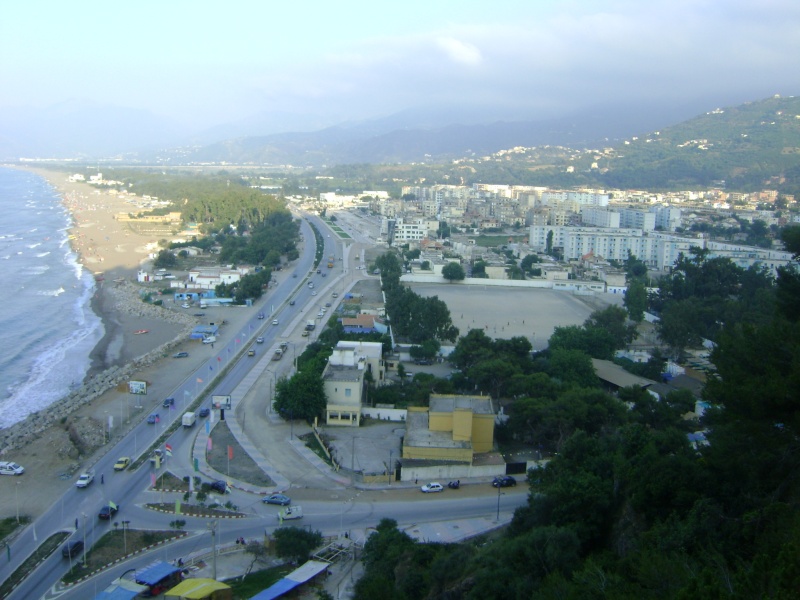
<box><xmin>323</xmin><ymin>341</ymin><xmax>386</xmax><ymax>427</ymax></box>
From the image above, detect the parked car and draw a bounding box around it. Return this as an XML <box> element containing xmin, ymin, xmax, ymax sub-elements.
<box><xmin>0</xmin><ymin>461</ymin><xmax>24</xmax><ymax>475</ymax></box>
<box><xmin>414</xmin><ymin>358</ymin><xmax>433</xmax><ymax>365</ymax></box>
<box><xmin>421</xmin><ymin>482</ymin><xmax>444</xmax><ymax>493</ymax></box>
<box><xmin>147</xmin><ymin>413</ymin><xmax>160</xmax><ymax>424</ymax></box>
<box><xmin>492</xmin><ymin>475</ymin><xmax>517</xmax><ymax>488</ymax></box>
<box><xmin>325</xmin><ymin>302</ymin><xmax>332</xmax><ymax>307</ymax></box>
<box><xmin>62</xmin><ymin>540</ymin><xmax>84</xmax><ymax>559</ymax></box>
<box><xmin>209</xmin><ymin>480</ymin><xmax>230</xmax><ymax>494</ymax></box>
<box><xmin>202</xmin><ymin>336</ymin><xmax>216</xmax><ymax>345</ymax></box>
<box><xmin>198</xmin><ymin>407</ymin><xmax>210</xmax><ymax>418</ymax></box>
<box><xmin>163</xmin><ymin>397</ymin><xmax>175</xmax><ymax>408</ymax></box>
<box><xmin>263</xmin><ymin>493</ymin><xmax>291</xmax><ymax>506</ymax></box>
<box><xmin>256</xmin><ymin>337</ymin><xmax>264</xmax><ymax>344</ymax></box>
<box><xmin>172</xmin><ymin>351</ymin><xmax>189</xmax><ymax>358</ymax></box>
<box><xmin>113</xmin><ymin>457</ymin><xmax>130</xmax><ymax>471</ymax></box>
<box><xmin>181</xmin><ymin>303</ymin><xmax>190</xmax><ymax>309</ymax></box>
<box><xmin>98</xmin><ymin>502</ymin><xmax>119</xmax><ymax>520</ymax></box>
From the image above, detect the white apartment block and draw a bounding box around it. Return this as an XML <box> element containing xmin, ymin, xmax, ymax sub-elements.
<box><xmin>581</xmin><ymin>207</ymin><xmax>621</xmax><ymax>228</ymax></box>
<box><xmin>652</xmin><ymin>205</ymin><xmax>683</xmax><ymax>231</ymax></box>
<box><xmin>529</xmin><ymin>225</ymin><xmax>794</xmax><ymax>273</ymax></box>
<box><xmin>619</xmin><ymin>208</ymin><xmax>656</xmax><ymax>230</ymax></box>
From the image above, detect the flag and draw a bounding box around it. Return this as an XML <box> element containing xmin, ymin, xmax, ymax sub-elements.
<box><xmin>207</xmin><ymin>437</ymin><xmax>212</xmax><ymax>451</ymax></box>
<box><xmin>227</xmin><ymin>445</ymin><xmax>233</xmax><ymax>460</ymax></box>
<box><xmin>155</xmin><ymin>415</ymin><xmax>160</xmax><ymax>423</ymax></box>
<box><xmin>217</xmin><ymin>356</ymin><xmax>221</xmax><ymax>362</ymax></box>
<box><xmin>196</xmin><ymin>377</ymin><xmax>203</xmax><ymax>383</ymax></box>
<box><xmin>165</xmin><ymin>443</ymin><xmax>173</xmax><ymax>457</ymax></box>
<box><xmin>150</xmin><ymin>473</ymin><xmax>156</xmax><ymax>487</ymax></box>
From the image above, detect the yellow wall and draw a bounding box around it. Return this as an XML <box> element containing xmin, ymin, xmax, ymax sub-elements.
<box><xmin>452</xmin><ymin>409</ymin><xmax>473</xmax><ymax>442</ymax></box>
<box><xmin>428</xmin><ymin>412</ymin><xmax>452</xmax><ymax>432</ymax></box>
<box><xmin>401</xmin><ymin>444</ymin><xmax>473</xmax><ymax>463</ymax></box>
<box><xmin>471</xmin><ymin>413</ymin><xmax>495</xmax><ymax>452</ymax></box>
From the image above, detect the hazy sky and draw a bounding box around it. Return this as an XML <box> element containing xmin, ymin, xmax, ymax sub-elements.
<box><xmin>2</xmin><ymin>0</ymin><xmax>799</xmax><ymax>131</ymax></box>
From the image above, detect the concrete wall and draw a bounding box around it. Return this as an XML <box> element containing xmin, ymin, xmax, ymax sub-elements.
<box><xmin>362</xmin><ymin>407</ymin><xmax>407</xmax><ymax>421</ymax></box>
<box><xmin>472</xmin><ymin>413</ymin><xmax>495</xmax><ymax>453</ymax></box>
<box><xmin>401</xmin><ymin>462</ymin><xmax>500</xmax><ymax>482</ymax></box>
<box><xmin>402</xmin><ymin>445</ymin><xmax>473</xmax><ymax>463</ymax></box>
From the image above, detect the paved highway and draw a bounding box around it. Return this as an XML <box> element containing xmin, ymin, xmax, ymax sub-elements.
<box><xmin>2</xmin><ymin>213</ymin><xmax>526</xmax><ymax>600</ymax></box>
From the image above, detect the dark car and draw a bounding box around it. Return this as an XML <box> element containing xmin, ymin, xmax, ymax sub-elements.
<box><xmin>257</xmin><ymin>313</ymin><xmax>265</xmax><ymax>319</ymax></box>
<box><xmin>173</xmin><ymin>351</ymin><xmax>189</xmax><ymax>358</ymax></box>
<box><xmin>492</xmin><ymin>475</ymin><xmax>517</xmax><ymax>488</ymax></box>
<box><xmin>62</xmin><ymin>540</ymin><xmax>84</xmax><ymax>558</ymax></box>
<box><xmin>163</xmin><ymin>397</ymin><xmax>175</xmax><ymax>408</ymax></box>
<box><xmin>147</xmin><ymin>413</ymin><xmax>159</xmax><ymax>424</ymax></box>
<box><xmin>209</xmin><ymin>480</ymin><xmax>230</xmax><ymax>494</ymax></box>
<box><xmin>198</xmin><ymin>407</ymin><xmax>210</xmax><ymax>418</ymax></box>
<box><xmin>98</xmin><ymin>502</ymin><xmax>119</xmax><ymax>519</ymax></box>
<box><xmin>289</xmin><ymin>300</ymin><xmax>295</xmax><ymax>305</ymax></box>
<box><xmin>263</xmin><ymin>493</ymin><xmax>291</xmax><ymax>506</ymax></box>
<box><xmin>414</xmin><ymin>358</ymin><xmax>434</xmax><ymax>365</ymax></box>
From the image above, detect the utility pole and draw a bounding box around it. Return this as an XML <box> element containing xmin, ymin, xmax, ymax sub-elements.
<box><xmin>208</xmin><ymin>520</ymin><xmax>218</xmax><ymax>580</ymax></box>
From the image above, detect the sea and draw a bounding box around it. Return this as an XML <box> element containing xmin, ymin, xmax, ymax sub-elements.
<box><xmin>0</xmin><ymin>167</ymin><xmax>103</xmax><ymax>429</ymax></box>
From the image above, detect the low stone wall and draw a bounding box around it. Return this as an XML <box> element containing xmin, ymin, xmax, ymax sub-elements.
<box><xmin>0</xmin><ymin>282</ymin><xmax>196</xmax><ymax>455</ymax></box>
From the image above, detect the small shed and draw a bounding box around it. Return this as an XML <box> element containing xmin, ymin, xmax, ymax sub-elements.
<box><xmin>250</xmin><ymin>560</ymin><xmax>330</xmax><ymax>600</ymax></box>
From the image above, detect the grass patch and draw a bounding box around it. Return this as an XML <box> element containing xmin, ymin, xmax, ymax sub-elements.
<box><xmin>300</xmin><ymin>433</ymin><xmax>331</xmax><ymax>465</ymax></box>
<box><xmin>0</xmin><ymin>516</ymin><xmax>31</xmax><ymax>543</ymax></box>
<box><xmin>61</xmin><ymin>529</ymin><xmax>181</xmax><ymax>584</ymax></box>
<box><xmin>153</xmin><ymin>471</ymin><xmax>189</xmax><ymax>491</ymax></box>
<box><xmin>0</xmin><ymin>531</ymin><xmax>69</xmax><ymax>598</ymax></box>
<box><xmin>145</xmin><ymin>503</ymin><xmax>247</xmax><ymax>519</ymax></box>
<box><xmin>224</xmin><ymin>564</ymin><xmax>293</xmax><ymax>597</ymax></box>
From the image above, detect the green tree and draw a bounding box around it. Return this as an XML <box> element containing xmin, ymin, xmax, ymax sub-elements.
<box><xmin>441</xmin><ymin>261</ymin><xmax>466</xmax><ymax>282</ymax></box>
<box><xmin>272</xmin><ymin>527</ymin><xmax>323</xmax><ymax>563</ymax></box>
<box><xmin>153</xmin><ymin>249</ymin><xmax>177</xmax><ymax>269</ymax></box>
<box><xmin>273</xmin><ymin>368</ymin><xmax>326</xmax><ymax>422</ymax></box>
<box><xmin>624</xmin><ymin>279</ymin><xmax>647</xmax><ymax>322</ymax></box>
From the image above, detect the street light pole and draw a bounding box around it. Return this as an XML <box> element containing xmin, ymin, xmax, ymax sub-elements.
<box><xmin>496</xmin><ymin>489</ymin><xmax>505</xmax><ymax>521</ymax></box>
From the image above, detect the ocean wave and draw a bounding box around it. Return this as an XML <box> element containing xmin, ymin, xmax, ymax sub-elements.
<box><xmin>39</xmin><ymin>286</ymin><xmax>65</xmax><ymax>296</ymax></box>
<box><xmin>36</xmin><ymin>251</ymin><xmax>51</xmax><ymax>258</ymax></box>
<box><xmin>27</xmin><ymin>242</ymin><xmax>41</xmax><ymax>249</ymax></box>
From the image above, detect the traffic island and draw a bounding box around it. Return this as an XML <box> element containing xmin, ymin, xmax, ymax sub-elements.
<box><xmin>145</xmin><ymin>502</ymin><xmax>247</xmax><ymax>519</ymax></box>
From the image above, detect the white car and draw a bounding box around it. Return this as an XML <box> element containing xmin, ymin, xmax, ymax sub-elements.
<box><xmin>311</xmin><ymin>291</ymin><xmax>317</xmax><ymax>296</ymax></box>
<box><xmin>181</xmin><ymin>303</ymin><xmax>190</xmax><ymax>309</ymax></box>
<box><xmin>0</xmin><ymin>461</ymin><xmax>24</xmax><ymax>475</ymax></box>
<box><xmin>272</xmin><ymin>319</ymin><xmax>279</xmax><ymax>326</ymax></box>
<box><xmin>202</xmin><ymin>336</ymin><xmax>216</xmax><ymax>345</ymax></box>
<box><xmin>421</xmin><ymin>482</ymin><xmax>444</xmax><ymax>493</ymax></box>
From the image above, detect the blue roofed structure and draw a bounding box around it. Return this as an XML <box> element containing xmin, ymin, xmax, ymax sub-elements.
<box><xmin>134</xmin><ymin>560</ymin><xmax>182</xmax><ymax>595</ymax></box>
<box><xmin>250</xmin><ymin>560</ymin><xmax>329</xmax><ymax>600</ymax></box>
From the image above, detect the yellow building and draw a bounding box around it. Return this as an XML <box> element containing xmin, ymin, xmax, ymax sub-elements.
<box><xmin>402</xmin><ymin>394</ymin><xmax>495</xmax><ymax>463</ymax></box>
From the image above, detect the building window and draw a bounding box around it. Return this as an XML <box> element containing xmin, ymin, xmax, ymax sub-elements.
<box><xmin>345</xmin><ymin>388</ymin><xmax>352</xmax><ymax>397</ymax></box>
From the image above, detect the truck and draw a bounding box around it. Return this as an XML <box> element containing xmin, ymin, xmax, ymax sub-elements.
<box><xmin>75</xmin><ymin>469</ymin><xmax>95</xmax><ymax>488</ymax></box>
<box><xmin>305</xmin><ymin>320</ymin><xmax>316</xmax><ymax>331</ymax></box>
<box><xmin>182</xmin><ymin>412</ymin><xmax>196</xmax><ymax>427</ymax></box>
<box><xmin>272</xmin><ymin>348</ymin><xmax>284</xmax><ymax>361</ymax></box>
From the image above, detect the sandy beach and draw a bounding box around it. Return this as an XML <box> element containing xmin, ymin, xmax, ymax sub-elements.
<box><xmin>0</xmin><ymin>167</ymin><xmax>231</xmax><ymax>518</ymax></box>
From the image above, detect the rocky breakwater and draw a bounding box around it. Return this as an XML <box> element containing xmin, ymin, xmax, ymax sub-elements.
<box><xmin>0</xmin><ymin>281</ymin><xmax>198</xmax><ymax>456</ymax></box>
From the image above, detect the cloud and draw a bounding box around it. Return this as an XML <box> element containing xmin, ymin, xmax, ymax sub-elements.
<box><xmin>436</xmin><ymin>37</ymin><xmax>482</xmax><ymax>66</ymax></box>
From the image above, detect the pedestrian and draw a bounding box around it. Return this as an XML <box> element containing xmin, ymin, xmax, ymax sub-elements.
<box><xmin>100</xmin><ymin>474</ymin><xmax>104</xmax><ymax>484</ymax></box>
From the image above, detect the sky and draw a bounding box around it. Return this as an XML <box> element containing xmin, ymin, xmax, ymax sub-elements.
<box><xmin>2</xmin><ymin>0</ymin><xmax>800</xmax><ymax>133</ymax></box>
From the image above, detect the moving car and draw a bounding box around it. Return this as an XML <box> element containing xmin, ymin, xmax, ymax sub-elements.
<box><xmin>492</xmin><ymin>475</ymin><xmax>517</xmax><ymax>488</ymax></box>
<box><xmin>258</xmin><ymin>313</ymin><xmax>265</xmax><ymax>319</ymax></box>
<box><xmin>248</xmin><ymin>348</ymin><xmax>256</xmax><ymax>356</ymax></box>
<box><xmin>163</xmin><ymin>397</ymin><xmax>175</xmax><ymax>408</ymax></box>
<box><xmin>256</xmin><ymin>337</ymin><xmax>264</xmax><ymax>344</ymax></box>
<box><xmin>278</xmin><ymin>506</ymin><xmax>303</xmax><ymax>520</ymax></box>
<box><xmin>198</xmin><ymin>407</ymin><xmax>210</xmax><ymax>418</ymax></box>
<box><xmin>98</xmin><ymin>502</ymin><xmax>118</xmax><ymax>520</ymax></box>
<box><xmin>172</xmin><ymin>351</ymin><xmax>189</xmax><ymax>358</ymax></box>
<box><xmin>272</xmin><ymin>319</ymin><xmax>279</xmax><ymax>326</ymax></box>
<box><xmin>147</xmin><ymin>413</ymin><xmax>160</xmax><ymax>424</ymax></box>
<box><xmin>325</xmin><ymin>302</ymin><xmax>332</xmax><ymax>307</ymax></box>
<box><xmin>75</xmin><ymin>469</ymin><xmax>95</xmax><ymax>488</ymax></box>
<box><xmin>311</xmin><ymin>291</ymin><xmax>317</xmax><ymax>296</ymax></box>
<box><xmin>421</xmin><ymin>482</ymin><xmax>444</xmax><ymax>493</ymax></box>
<box><xmin>113</xmin><ymin>457</ymin><xmax>130</xmax><ymax>471</ymax></box>
<box><xmin>62</xmin><ymin>540</ymin><xmax>84</xmax><ymax>559</ymax></box>
<box><xmin>263</xmin><ymin>493</ymin><xmax>291</xmax><ymax>506</ymax></box>
<box><xmin>301</xmin><ymin>330</ymin><xmax>309</xmax><ymax>337</ymax></box>
<box><xmin>289</xmin><ymin>300</ymin><xmax>296</xmax><ymax>305</ymax></box>
<box><xmin>209</xmin><ymin>480</ymin><xmax>230</xmax><ymax>494</ymax></box>
<box><xmin>0</xmin><ymin>461</ymin><xmax>24</xmax><ymax>475</ymax></box>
